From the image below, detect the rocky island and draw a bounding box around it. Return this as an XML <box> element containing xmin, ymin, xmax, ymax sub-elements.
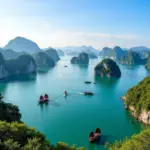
<box><xmin>70</xmin><ymin>52</ymin><xmax>89</xmax><ymax>64</ymax></box>
<box><xmin>146</xmin><ymin>54</ymin><xmax>150</xmax><ymax>69</ymax></box>
<box><xmin>4</xmin><ymin>36</ymin><xmax>41</xmax><ymax>54</ymax></box>
<box><xmin>34</xmin><ymin>52</ymin><xmax>55</xmax><ymax>68</ymax></box>
<box><xmin>94</xmin><ymin>58</ymin><xmax>121</xmax><ymax>78</ymax></box>
<box><xmin>123</xmin><ymin>76</ymin><xmax>150</xmax><ymax>125</ymax></box>
<box><xmin>44</xmin><ymin>48</ymin><xmax>60</xmax><ymax>62</ymax></box>
<box><xmin>119</xmin><ymin>51</ymin><xmax>146</xmax><ymax>65</ymax></box>
<box><xmin>0</xmin><ymin>52</ymin><xmax>36</xmax><ymax>79</ymax></box>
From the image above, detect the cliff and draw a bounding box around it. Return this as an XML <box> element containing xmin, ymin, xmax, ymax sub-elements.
<box><xmin>34</xmin><ymin>52</ymin><xmax>55</xmax><ymax>68</ymax></box>
<box><xmin>71</xmin><ymin>52</ymin><xmax>89</xmax><ymax>64</ymax></box>
<box><xmin>0</xmin><ymin>52</ymin><xmax>36</xmax><ymax>79</ymax></box>
<box><xmin>44</xmin><ymin>48</ymin><xmax>60</xmax><ymax>62</ymax></box>
<box><xmin>94</xmin><ymin>58</ymin><xmax>121</xmax><ymax>78</ymax></box>
<box><xmin>123</xmin><ymin>76</ymin><xmax>150</xmax><ymax>125</ymax></box>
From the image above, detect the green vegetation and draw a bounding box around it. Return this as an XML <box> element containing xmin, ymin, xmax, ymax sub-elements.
<box><xmin>146</xmin><ymin>54</ymin><xmax>150</xmax><ymax>69</ymax></box>
<box><xmin>119</xmin><ymin>51</ymin><xmax>146</xmax><ymax>65</ymax></box>
<box><xmin>125</xmin><ymin>76</ymin><xmax>150</xmax><ymax>115</ymax></box>
<box><xmin>5</xmin><ymin>54</ymin><xmax>36</xmax><ymax>74</ymax></box>
<box><xmin>0</xmin><ymin>93</ymin><xmax>85</xmax><ymax>150</ymax></box>
<box><xmin>71</xmin><ymin>52</ymin><xmax>89</xmax><ymax>64</ymax></box>
<box><xmin>34</xmin><ymin>52</ymin><xmax>55</xmax><ymax>68</ymax></box>
<box><xmin>94</xmin><ymin>58</ymin><xmax>121</xmax><ymax>78</ymax></box>
<box><xmin>106</xmin><ymin>128</ymin><xmax>150</xmax><ymax>150</ymax></box>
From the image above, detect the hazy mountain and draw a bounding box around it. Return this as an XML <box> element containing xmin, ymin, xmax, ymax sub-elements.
<box><xmin>4</xmin><ymin>37</ymin><xmax>41</xmax><ymax>54</ymax></box>
<box><xmin>56</xmin><ymin>49</ymin><xmax>64</xmax><ymax>56</ymax></box>
<box><xmin>58</xmin><ymin>45</ymin><xmax>99</xmax><ymax>56</ymax></box>
<box><xmin>0</xmin><ymin>48</ymin><xmax>27</xmax><ymax>60</ymax></box>
<box><xmin>100</xmin><ymin>46</ymin><xmax>127</xmax><ymax>61</ymax></box>
<box><xmin>44</xmin><ymin>48</ymin><xmax>60</xmax><ymax>62</ymax></box>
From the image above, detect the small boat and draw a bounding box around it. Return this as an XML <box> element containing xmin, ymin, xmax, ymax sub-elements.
<box><xmin>64</xmin><ymin>65</ymin><xmax>68</xmax><ymax>67</ymax></box>
<box><xmin>44</xmin><ymin>94</ymin><xmax>49</xmax><ymax>100</ymax></box>
<box><xmin>64</xmin><ymin>91</ymin><xmax>68</xmax><ymax>96</ymax></box>
<box><xmin>39</xmin><ymin>95</ymin><xmax>49</xmax><ymax>104</ymax></box>
<box><xmin>84</xmin><ymin>81</ymin><xmax>92</xmax><ymax>84</ymax></box>
<box><xmin>84</xmin><ymin>92</ymin><xmax>94</xmax><ymax>96</ymax></box>
<box><xmin>89</xmin><ymin>128</ymin><xmax>101</xmax><ymax>143</ymax></box>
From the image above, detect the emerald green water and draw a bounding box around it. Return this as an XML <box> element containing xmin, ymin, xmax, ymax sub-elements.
<box><xmin>0</xmin><ymin>56</ymin><xmax>149</xmax><ymax>149</ymax></box>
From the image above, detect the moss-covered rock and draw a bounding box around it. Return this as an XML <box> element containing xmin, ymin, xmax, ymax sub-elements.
<box><xmin>71</xmin><ymin>52</ymin><xmax>89</xmax><ymax>64</ymax></box>
<box><xmin>124</xmin><ymin>76</ymin><xmax>150</xmax><ymax>124</ymax></box>
<box><xmin>94</xmin><ymin>59</ymin><xmax>121</xmax><ymax>78</ymax></box>
<box><xmin>34</xmin><ymin>52</ymin><xmax>55</xmax><ymax>68</ymax></box>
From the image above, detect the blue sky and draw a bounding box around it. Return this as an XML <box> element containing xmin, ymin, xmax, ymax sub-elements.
<box><xmin>0</xmin><ymin>0</ymin><xmax>150</xmax><ymax>49</ymax></box>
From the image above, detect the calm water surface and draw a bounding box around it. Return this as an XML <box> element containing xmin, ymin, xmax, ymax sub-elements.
<box><xmin>0</xmin><ymin>56</ymin><xmax>149</xmax><ymax>150</ymax></box>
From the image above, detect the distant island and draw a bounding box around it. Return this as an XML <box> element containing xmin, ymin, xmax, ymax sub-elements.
<box><xmin>119</xmin><ymin>51</ymin><xmax>146</xmax><ymax>65</ymax></box>
<box><xmin>0</xmin><ymin>52</ymin><xmax>36</xmax><ymax>79</ymax></box>
<box><xmin>4</xmin><ymin>36</ymin><xmax>41</xmax><ymax>54</ymax></box>
<box><xmin>123</xmin><ymin>76</ymin><xmax>150</xmax><ymax>125</ymax></box>
<box><xmin>71</xmin><ymin>52</ymin><xmax>89</xmax><ymax>64</ymax></box>
<box><xmin>94</xmin><ymin>58</ymin><xmax>121</xmax><ymax>78</ymax></box>
<box><xmin>34</xmin><ymin>52</ymin><xmax>55</xmax><ymax>69</ymax></box>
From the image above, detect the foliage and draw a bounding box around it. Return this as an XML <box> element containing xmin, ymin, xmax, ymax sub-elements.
<box><xmin>0</xmin><ymin>101</ymin><xmax>21</xmax><ymax>122</ymax></box>
<box><xmin>94</xmin><ymin>58</ymin><xmax>121</xmax><ymax>78</ymax></box>
<box><xmin>106</xmin><ymin>128</ymin><xmax>150</xmax><ymax>150</ymax></box>
<box><xmin>119</xmin><ymin>51</ymin><xmax>146</xmax><ymax>65</ymax></box>
<box><xmin>125</xmin><ymin>76</ymin><xmax>150</xmax><ymax>115</ymax></box>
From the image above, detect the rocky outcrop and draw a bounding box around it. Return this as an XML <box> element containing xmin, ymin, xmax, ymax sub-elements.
<box><xmin>56</xmin><ymin>49</ymin><xmax>64</xmax><ymax>56</ymax></box>
<box><xmin>44</xmin><ymin>48</ymin><xmax>60</xmax><ymax>62</ymax></box>
<box><xmin>94</xmin><ymin>58</ymin><xmax>121</xmax><ymax>78</ymax></box>
<box><xmin>146</xmin><ymin>56</ymin><xmax>150</xmax><ymax>69</ymax></box>
<box><xmin>0</xmin><ymin>52</ymin><xmax>36</xmax><ymax>79</ymax></box>
<box><xmin>122</xmin><ymin>76</ymin><xmax>150</xmax><ymax>125</ymax></box>
<box><xmin>4</xmin><ymin>37</ymin><xmax>41</xmax><ymax>54</ymax></box>
<box><xmin>34</xmin><ymin>52</ymin><xmax>55</xmax><ymax>68</ymax></box>
<box><xmin>119</xmin><ymin>51</ymin><xmax>146</xmax><ymax>65</ymax></box>
<box><xmin>70</xmin><ymin>52</ymin><xmax>89</xmax><ymax>64</ymax></box>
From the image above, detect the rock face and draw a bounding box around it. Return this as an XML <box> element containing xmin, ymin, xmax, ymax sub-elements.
<box><xmin>0</xmin><ymin>52</ymin><xmax>36</xmax><ymax>79</ymax></box>
<box><xmin>88</xmin><ymin>53</ymin><xmax>98</xmax><ymax>59</ymax></box>
<box><xmin>34</xmin><ymin>52</ymin><xmax>55</xmax><ymax>68</ymax></box>
<box><xmin>94</xmin><ymin>58</ymin><xmax>121</xmax><ymax>78</ymax></box>
<box><xmin>100</xmin><ymin>46</ymin><xmax>127</xmax><ymax>61</ymax></box>
<box><xmin>119</xmin><ymin>51</ymin><xmax>146</xmax><ymax>65</ymax></box>
<box><xmin>44</xmin><ymin>48</ymin><xmax>60</xmax><ymax>62</ymax></box>
<box><xmin>124</xmin><ymin>76</ymin><xmax>150</xmax><ymax>125</ymax></box>
<box><xmin>146</xmin><ymin>55</ymin><xmax>150</xmax><ymax>69</ymax></box>
<box><xmin>4</xmin><ymin>37</ymin><xmax>41</xmax><ymax>54</ymax></box>
<box><xmin>56</xmin><ymin>49</ymin><xmax>64</xmax><ymax>56</ymax></box>
<box><xmin>0</xmin><ymin>48</ymin><xmax>25</xmax><ymax>60</ymax></box>
<box><xmin>71</xmin><ymin>52</ymin><xmax>89</xmax><ymax>64</ymax></box>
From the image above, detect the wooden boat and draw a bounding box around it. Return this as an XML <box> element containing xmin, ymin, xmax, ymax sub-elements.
<box><xmin>84</xmin><ymin>81</ymin><xmax>92</xmax><ymax>84</ymax></box>
<box><xmin>39</xmin><ymin>95</ymin><xmax>49</xmax><ymax>104</ymax></box>
<box><xmin>89</xmin><ymin>128</ymin><xmax>101</xmax><ymax>143</ymax></box>
<box><xmin>84</xmin><ymin>92</ymin><xmax>94</xmax><ymax>96</ymax></box>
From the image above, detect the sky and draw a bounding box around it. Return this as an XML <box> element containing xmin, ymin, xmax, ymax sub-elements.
<box><xmin>0</xmin><ymin>0</ymin><xmax>150</xmax><ymax>49</ymax></box>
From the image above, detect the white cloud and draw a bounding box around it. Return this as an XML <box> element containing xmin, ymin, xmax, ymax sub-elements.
<box><xmin>0</xmin><ymin>17</ymin><xmax>148</xmax><ymax>49</ymax></box>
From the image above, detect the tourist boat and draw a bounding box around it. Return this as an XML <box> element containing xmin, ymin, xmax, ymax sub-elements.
<box><xmin>84</xmin><ymin>81</ymin><xmax>92</xmax><ymax>84</ymax></box>
<box><xmin>84</xmin><ymin>92</ymin><xmax>94</xmax><ymax>95</ymax></box>
<box><xmin>39</xmin><ymin>94</ymin><xmax>49</xmax><ymax>104</ymax></box>
<box><xmin>64</xmin><ymin>91</ymin><xmax>68</xmax><ymax>96</ymax></box>
<box><xmin>89</xmin><ymin>128</ymin><xmax>101</xmax><ymax>143</ymax></box>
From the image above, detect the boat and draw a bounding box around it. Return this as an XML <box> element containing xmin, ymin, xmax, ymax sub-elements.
<box><xmin>89</xmin><ymin>128</ymin><xmax>101</xmax><ymax>143</ymax></box>
<box><xmin>44</xmin><ymin>94</ymin><xmax>49</xmax><ymax>100</ymax></box>
<box><xmin>84</xmin><ymin>92</ymin><xmax>94</xmax><ymax>95</ymax></box>
<box><xmin>39</xmin><ymin>95</ymin><xmax>49</xmax><ymax>104</ymax></box>
<box><xmin>84</xmin><ymin>81</ymin><xmax>92</xmax><ymax>84</ymax></box>
<box><xmin>64</xmin><ymin>91</ymin><xmax>68</xmax><ymax>96</ymax></box>
<box><xmin>64</xmin><ymin>65</ymin><xmax>68</xmax><ymax>67</ymax></box>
